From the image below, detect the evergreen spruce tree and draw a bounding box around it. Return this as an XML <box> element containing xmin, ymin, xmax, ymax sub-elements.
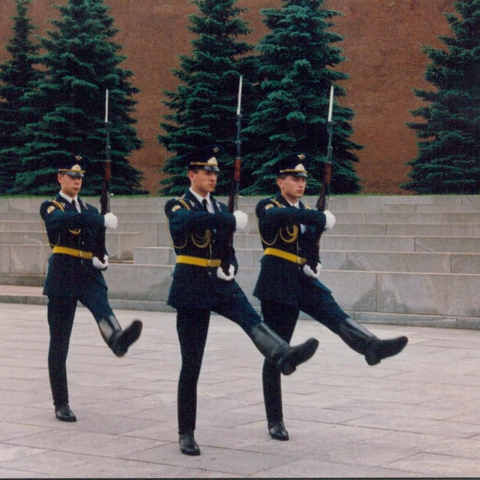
<box><xmin>158</xmin><ymin>0</ymin><xmax>255</xmax><ymax>196</ymax></box>
<box><xmin>10</xmin><ymin>0</ymin><xmax>144</xmax><ymax>196</ymax></box>
<box><xmin>242</xmin><ymin>0</ymin><xmax>361</xmax><ymax>195</ymax></box>
<box><xmin>0</xmin><ymin>0</ymin><xmax>42</xmax><ymax>195</ymax></box>
<box><xmin>403</xmin><ymin>0</ymin><xmax>480</xmax><ymax>194</ymax></box>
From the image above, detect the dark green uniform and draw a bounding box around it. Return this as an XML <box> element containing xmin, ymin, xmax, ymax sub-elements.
<box><xmin>165</xmin><ymin>145</ymin><xmax>319</xmax><ymax>455</ymax></box>
<box><xmin>255</xmin><ymin>193</ymin><xmax>408</xmax><ymax>436</ymax></box>
<box><xmin>166</xmin><ymin>189</ymin><xmax>266</xmax><ymax>436</ymax></box>
<box><xmin>40</xmin><ymin>193</ymin><xmax>142</xmax><ymax>413</ymax></box>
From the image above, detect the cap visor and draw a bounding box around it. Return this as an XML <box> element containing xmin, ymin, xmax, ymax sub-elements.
<box><xmin>65</xmin><ymin>172</ymin><xmax>84</xmax><ymax>178</ymax></box>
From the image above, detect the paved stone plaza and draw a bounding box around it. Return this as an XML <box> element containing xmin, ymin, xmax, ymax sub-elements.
<box><xmin>1</xmin><ymin>302</ymin><xmax>480</xmax><ymax>477</ymax></box>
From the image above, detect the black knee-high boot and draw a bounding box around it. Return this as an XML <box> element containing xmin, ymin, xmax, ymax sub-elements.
<box><xmin>250</xmin><ymin>322</ymin><xmax>319</xmax><ymax>375</ymax></box>
<box><xmin>98</xmin><ymin>315</ymin><xmax>143</xmax><ymax>357</ymax></box>
<box><xmin>337</xmin><ymin>317</ymin><xmax>408</xmax><ymax>365</ymax></box>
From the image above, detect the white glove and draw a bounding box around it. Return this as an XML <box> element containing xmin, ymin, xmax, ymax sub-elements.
<box><xmin>303</xmin><ymin>263</ymin><xmax>321</xmax><ymax>278</ymax></box>
<box><xmin>324</xmin><ymin>210</ymin><xmax>336</xmax><ymax>231</ymax></box>
<box><xmin>104</xmin><ymin>212</ymin><xmax>118</xmax><ymax>231</ymax></box>
<box><xmin>92</xmin><ymin>255</ymin><xmax>109</xmax><ymax>270</ymax></box>
<box><xmin>217</xmin><ymin>265</ymin><xmax>235</xmax><ymax>281</ymax></box>
<box><xmin>233</xmin><ymin>210</ymin><xmax>248</xmax><ymax>232</ymax></box>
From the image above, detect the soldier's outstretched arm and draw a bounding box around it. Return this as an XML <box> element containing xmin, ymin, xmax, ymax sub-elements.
<box><xmin>256</xmin><ymin>199</ymin><xmax>327</xmax><ymax>230</ymax></box>
<box><xmin>165</xmin><ymin>199</ymin><xmax>235</xmax><ymax>236</ymax></box>
<box><xmin>40</xmin><ymin>201</ymin><xmax>105</xmax><ymax>233</ymax></box>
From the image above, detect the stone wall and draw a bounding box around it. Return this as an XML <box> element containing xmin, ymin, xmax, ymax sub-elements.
<box><xmin>0</xmin><ymin>0</ymin><xmax>455</xmax><ymax>194</ymax></box>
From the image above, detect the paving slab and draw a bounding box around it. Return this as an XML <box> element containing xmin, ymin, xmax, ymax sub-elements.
<box><xmin>1</xmin><ymin>303</ymin><xmax>480</xmax><ymax>477</ymax></box>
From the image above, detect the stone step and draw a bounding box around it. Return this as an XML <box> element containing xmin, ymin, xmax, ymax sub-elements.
<box><xmin>4</xmin><ymin>195</ymin><xmax>480</xmax><ymax>220</ymax></box>
<box><xmin>0</xmin><ymin>245</ymin><xmax>51</xmax><ymax>276</ymax></box>
<box><xmin>132</xmin><ymin>246</ymin><xmax>480</xmax><ymax>274</ymax></box>
<box><xmin>0</xmin><ymin>212</ymin><xmax>42</xmax><ymax>221</ymax></box>
<box><xmin>97</xmin><ymin>264</ymin><xmax>480</xmax><ymax>323</ymax></box>
<box><xmin>0</xmin><ymin>232</ymin><xmax>144</xmax><ymax>274</ymax></box>
<box><xmin>234</xmin><ymin>234</ymin><xmax>480</xmax><ymax>253</ymax></box>
<box><xmin>4</xmin><ymin>220</ymin><xmax>480</xmax><ymax>240</ymax></box>
<box><xmin>0</xmin><ymin>221</ymin><xmax>44</xmax><ymax>232</ymax></box>
<box><xmin>0</xmin><ymin>273</ymin><xmax>45</xmax><ymax>287</ymax></box>
<box><xmin>3</xmin><ymin>194</ymin><xmax>480</xmax><ymax>213</ymax></box>
<box><xmin>69</xmin><ymin>220</ymin><xmax>480</xmax><ymax>239</ymax></box>
<box><xmin>5</xmin><ymin>209</ymin><xmax>480</xmax><ymax>230</ymax></box>
<box><xmin>1</xmin><ymin>283</ymin><xmax>479</xmax><ymax>329</ymax></box>
<box><xmin>1</xmin><ymin>195</ymin><xmax>479</xmax><ymax>328</ymax></box>
<box><xmin>323</xmin><ymin>234</ymin><xmax>480</xmax><ymax>254</ymax></box>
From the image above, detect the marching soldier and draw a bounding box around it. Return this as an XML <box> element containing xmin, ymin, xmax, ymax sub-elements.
<box><xmin>254</xmin><ymin>153</ymin><xmax>409</xmax><ymax>441</ymax></box>
<box><xmin>165</xmin><ymin>145</ymin><xmax>319</xmax><ymax>456</ymax></box>
<box><xmin>40</xmin><ymin>156</ymin><xmax>143</xmax><ymax>422</ymax></box>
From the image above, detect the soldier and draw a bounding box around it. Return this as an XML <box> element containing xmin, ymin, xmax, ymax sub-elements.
<box><xmin>165</xmin><ymin>145</ymin><xmax>319</xmax><ymax>456</ymax></box>
<box><xmin>40</xmin><ymin>156</ymin><xmax>143</xmax><ymax>423</ymax></box>
<box><xmin>254</xmin><ymin>153</ymin><xmax>409</xmax><ymax>441</ymax></box>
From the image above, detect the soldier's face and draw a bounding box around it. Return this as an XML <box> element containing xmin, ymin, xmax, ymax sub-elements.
<box><xmin>277</xmin><ymin>175</ymin><xmax>306</xmax><ymax>203</ymax></box>
<box><xmin>58</xmin><ymin>173</ymin><xmax>82</xmax><ymax>198</ymax></box>
<box><xmin>189</xmin><ymin>169</ymin><xmax>218</xmax><ymax>196</ymax></box>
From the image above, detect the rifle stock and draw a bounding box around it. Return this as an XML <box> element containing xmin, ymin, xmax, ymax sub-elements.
<box><xmin>227</xmin><ymin>75</ymin><xmax>242</xmax><ymax>214</ymax></box>
<box><xmin>100</xmin><ymin>121</ymin><xmax>111</xmax><ymax>215</ymax></box>
<box><xmin>227</xmin><ymin>156</ymin><xmax>241</xmax><ymax>214</ymax></box>
<box><xmin>316</xmin><ymin>160</ymin><xmax>331</xmax><ymax>212</ymax></box>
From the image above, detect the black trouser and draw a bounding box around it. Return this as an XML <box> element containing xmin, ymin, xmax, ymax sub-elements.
<box><xmin>176</xmin><ymin>291</ymin><xmax>261</xmax><ymax>435</ymax></box>
<box><xmin>47</xmin><ymin>289</ymin><xmax>114</xmax><ymax>407</ymax></box>
<box><xmin>261</xmin><ymin>285</ymin><xmax>349</xmax><ymax>423</ymax></box>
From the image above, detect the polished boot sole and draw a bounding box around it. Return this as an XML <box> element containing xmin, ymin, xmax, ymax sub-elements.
<box><xmin>113</xmin><ymin>320</ymin><xmax>143</xmax><ymax>357</ymax></box>
<box><xmin>179</xmin><ymin>435</ymin><xmax>201</xmax><ymax>456</ymax></box>
<box><xmin>268</xmin><ymin>421</ymin><xmax>289</xmax><ymax>441</ymax></box>
<box><xmin>366</xmin><ymin>336</ymin><xmax>408</xmax><ymax>366</ymax></box>
<box><xmin>55</xmin><ymin>406</ymin><xmax>77</xmax><ymax>422</ymax></box>
<box><xmin>281</xmin><ymin>338</ymin><xmax>319</xmax><ymax>375</ymax></box>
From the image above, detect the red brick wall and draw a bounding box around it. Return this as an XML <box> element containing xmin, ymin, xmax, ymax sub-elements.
<box><xmin>0</xmin><ymin>0</ymin><xmax>454</xmax><ymax>194</ymax></box>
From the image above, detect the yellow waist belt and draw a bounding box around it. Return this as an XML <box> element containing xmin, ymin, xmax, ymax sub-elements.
<box><xmin>52</xmin><ymin>246</ymin><xmax>93</xmax><ymax>260</ymax></box>
<box><xmin>264</xmin><ymin>247</ymin><xmax>306</xmax><ymax>266</ymax></box>
<box><xmin>176</xmin><ymin>255</ymin><xmax>221</xmax><ymax>268</ymax></box>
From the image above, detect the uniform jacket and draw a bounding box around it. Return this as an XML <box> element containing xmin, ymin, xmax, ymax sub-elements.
<box><xmin>254</xmin><ymin>193</ymin><xmax>331</xmax><ymax>307</ymax></box>
<box><xmin>40</xmin><ymin>194</ymin><xmax>107</xmax><ymax>297</ymax></box>
<box><xmin>165</xmin><ymin>189</ymin><xmax>241</xmax><ymax>309</ymax></box>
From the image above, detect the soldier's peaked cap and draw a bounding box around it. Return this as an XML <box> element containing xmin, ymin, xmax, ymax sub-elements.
<box><xmin>180</xmin><ymin>144</ymin><xmax>225</xmax><ymax>172</ymax></box>
<box><xmin>58</xmin><ymin>155</ymin><xmax>88</xmax><ymax>178</ymax></box>
<box><xmin>277</xmin><ymin>153</ymin><xmax>313</xmax><ymax>177</ymax></box>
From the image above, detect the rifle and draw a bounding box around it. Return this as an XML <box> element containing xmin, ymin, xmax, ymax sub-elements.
<box><xmin>316</xmin><ymin>85</ymin><xmax>334</xmax><ymax>212</ymax></box>
<box><xmin>305</xmin><ymin>86</ymin><xmax>334</xmax><ymax>275</ymax></box>
<box><xmin>228</xmin><ymin>75</ymin><xmax>242</xmax><ymax>214</ymax></box>
<box><xmin>220</xmin><ymin>75</ymin><xmax>242</xmax><ymax>276</ymax></box>
<box><xmin>94</xmin><ymin>89</ymin><xmax>112</xmax><ymax>263</ymax></box>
